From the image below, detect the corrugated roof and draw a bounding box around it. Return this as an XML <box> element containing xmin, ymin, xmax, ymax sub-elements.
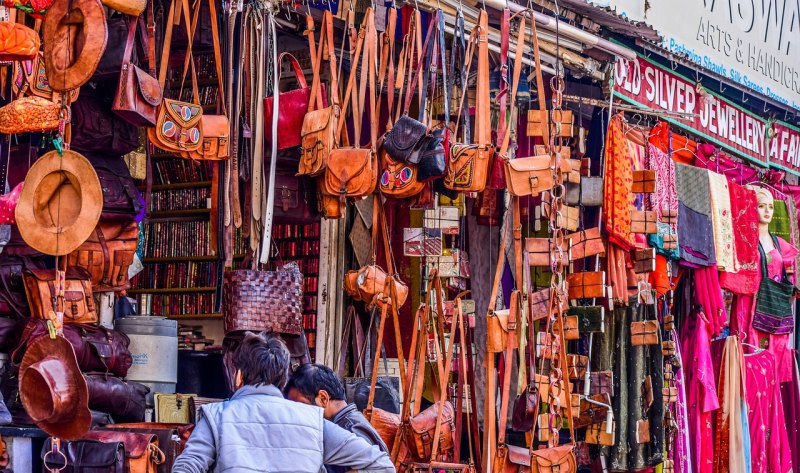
<box><xmin>556</xmin><ymin>0</ymin><xmax>661</xmax><ymax>42</ymax></box>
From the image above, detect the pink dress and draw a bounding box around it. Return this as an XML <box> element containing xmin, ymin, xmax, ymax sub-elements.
<box><xmin>734</xmin><ymin>236</ymin><xmax>798</xmax><ymax>383</ymax></box>
<box><xmin>744</xmin><ymin>349</ymin><xmax>793</xmax><ymax>473</ymax></box>
<box><xmin>681</xmin><ymin>309</ymin><xmax>720</xmax><ymax>473</ymax></box>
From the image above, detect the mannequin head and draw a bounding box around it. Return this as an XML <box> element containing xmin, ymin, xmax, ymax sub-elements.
<box><xmin>747</xmin><ymin>185</ymin><xmax>775</xmax><ymax>228</ymax></box>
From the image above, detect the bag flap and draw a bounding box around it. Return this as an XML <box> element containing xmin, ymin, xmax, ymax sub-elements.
<box><xmin>491</xmin><ymin>310</ymin><xmax>512</xmax><ymax>332</ymax></box>
<box><xmin>163</xmin><ymin>99</ymin><xmax>203</xmax><ymax>128</ymax></box>
<box><xmin>87</xmin><ymin>337</ymin><xmax>113</xmax><ymax>359</ymax></box>
<box><xmin>24</xmin><ymin>268</ymin><xmax>54</xmax><ymax>281</ymax></box>
<box><xmin>385</xmin><ymin>116</ymin><xmax>427</xmax><ymax>152</ymax></box>
<box><xmin>301</xmin><ymin>107</ymin><xmax>334</xmax><ymax>135</ymax></box>
<box><xmin>408</xmin><ymin>401</ymin><xmax>453</xmax><ymax>434</ymax></box>
<box><xmin>506</xmin><ymin>445</ymin><xmax>531</xmax><ymax>467</ymax></box>
<box><xmin>507</xmin><ymin>155</ymin><xmax>551</xmax><ymax>172</ymax></box>
<box><xmin>63</xmin><ymin>291</ymin><xmax>85</xmax><ymax>302</ymax></box>
<box><xmin>531</xmin><ymin>445</ymin><xmax>575</xmax><ymax>466</ymax></box>
<box><xmin>42</xmin><ymin>439</ymin><xmax>123</xmax><ymax>467</ymax></box>
<box><xmin>200</xmin><ymin>114</ymin><xmax>230</xmax><ymax>136</ymax></box>
<box><xmin>327</xmin><ymin>148</ymin><xmax>373</xmax><ymax>183</ymax></box>
<box><xmin>83</xmin><ymin>431</ymin><xmax>156</xmax><ymax>458</ymax></box>
<box><xmin>132</xmin><ymin>65</ymin><xmax>163</xmax><ymax>106</ymax></box>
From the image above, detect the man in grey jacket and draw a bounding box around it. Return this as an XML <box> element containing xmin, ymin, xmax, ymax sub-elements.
<box><xmin>172</xmin><ymin>332</ymin><xmax>395</xmax><ymax>473</ymax></box>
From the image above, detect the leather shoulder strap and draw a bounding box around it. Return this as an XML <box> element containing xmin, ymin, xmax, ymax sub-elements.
<box><xmin>529</xmin><ymin>11</ymin><xmax>549</xmax><ymax>143</ymax></box>
<box><xmin>474</xmin><ymin>10</ymin><xmax>490</xmax><ymax>145</ymax></box>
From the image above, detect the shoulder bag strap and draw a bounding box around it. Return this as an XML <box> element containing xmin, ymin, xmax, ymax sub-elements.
<box><xmin>207</xmin><ymin>0</ymin><xmax>226</xmax><ymax>116</ymax></box>
<box><xmin>365</xmin><ymin>301</ymin><xmax>390</xmax><ymax>414</ymax></box>
<box><xmin>498</xmin><ymin>15</ymin><xmax>525</xmax><ymax>160</ymax></box>
<box><xmin>429</xmin><ymin>287</ymin><xmax>461</xmax><ymax>462</ymax></box>
<box><xmin>392</xmin><ymin>12</ymin><xmax>413</xmax><ymax>125</ymax></box>
<box><xmin>401</xmin><ymin>10</ymin><xmax>435</xmax><ymax>118</ymax></box>
<box><xmin>529</xmin><ymin>10</ymin><xmax>549</xmax><ymax>144</ymax></box>
<box><xmin>122</xmin><ymin>16</ymin><xmax>138</xmax><ymax>68</ymax></box>
<box><xmin>474</xmin><ymin>9</ymin><xmax>490</xmax><ymax>146</ymax></box>
<box><xmin>496</xmin><ymin>8</ymin><xmax>510</xmax><ymax>147</ymax></box>
<box><xmin>496</xmin><ymin>289</ymin><xmax>519</xmax><ymax>447</ymax></box>
<box><xmin>177</xmin><ymin>0</ymin><xmax>201</xmax><ymax>104</ymax></box>
<box><xmin>377</xmin><ymin>7</ymin><xmax>397</xmax><ymax>131</ymax></box>
<box><xmin>336</xmin><ymin>10</ymin><xmax>369</xmax><ymax>147</ymax></box>
<box><xmin>305</xmin><ymin>14</ymin><xmax>325</xmax><ymax>112</ymax></box>
<box><xmin>453</xmin><ymin>25</ymin><xmax>478</xmax><ymax>143</ymax></box>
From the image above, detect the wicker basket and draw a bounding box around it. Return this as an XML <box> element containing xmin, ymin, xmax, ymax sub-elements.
<box><xmin>222</xmin><ymin>263</ymin><xmax>304</xmax><ymax>335</ymax></box>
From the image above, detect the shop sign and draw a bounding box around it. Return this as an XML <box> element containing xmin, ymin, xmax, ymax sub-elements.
<box><xmin>613</xmin><ymin>55</ymin><xmax>769</xmax><ymax>167</ymax></box>
<box><xmin>602</xmin><ymin>0</ymin><xmax>800</xmax><ymax>110</ymax></box>
<box><xmin>768</xmin><ymin>121</ymin><xmax>800</xmax><ymax>176</ymax></box>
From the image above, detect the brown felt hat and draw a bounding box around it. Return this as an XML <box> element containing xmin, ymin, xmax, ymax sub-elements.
<box><xmin>19</xmin><ymin>335</ymin><xmax>91</xmax><ymax>440</ymax></box>
<box><xmin>42</xmin><ymin>0</ymin><xmax>108</xmax><ymax>91</ymax></box>
<box><xmin>15</xmin><ymin>150</ymin><xmax>103</xmax><ymax>256</ymax></box>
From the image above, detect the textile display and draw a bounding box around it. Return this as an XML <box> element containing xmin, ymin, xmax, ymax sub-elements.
<box><xmin>707</xmin><ymin>171</ymin><xmax>735</xmax><ymax>271</ymax></box>
<box><xmin>603</xmin><ymin>114</ymin><xmax>635</xmax><ymax>251</ymax></box>
<box><xmin>770</xmin><ymin>200</ymin><xmax>793</xmax><ymax>244</ymax></box>
<box><xmin>720</xmin><ymin>182</ymin><xmax>760</xmax><ymax>294</ymax></box>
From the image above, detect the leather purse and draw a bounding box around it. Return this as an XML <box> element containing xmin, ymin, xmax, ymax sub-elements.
<box><xmin>530</xmin><ymin>444</ymin><xmax>577</xmax><ymax>473</ymax></box>
<box><xmin>67</xmin><ymin>222</ymin><xmax>138</xmax><ymax>292</ymax></box>
<box><xmin>344</xmin><ymin>265</ymin><xmax>409</xmax><ymax>308</ymax></box>
<box><xmin>662</xmin><ymin>340</ymin><xmax>676</xmax><ymax>357</ymax></box>
<box><xmin>380</xmin><ymin>149</ymin><xmax>426</xmax><ymax>199</ymax></box>
<box><xmin>0</xmin><ymin>21</ymin><xmax>38</xmax><ymax>61</ymax></box>
<box><xmin>566</xmin><ymin>228</ymin><xmax>605</xmax><ymax>260</ymax></box>
<box><xmin>0</xmin><ymin>95</ymin><xmax>60</xmax><ymax>134</ymax></box>
<box><xmin>530</xmin><ymin>288</ymin><xmax>566</xmax><ymax>321</ymax></box>
<box><xmin>102</xmin><ymin>423</ymin><xmax>194</xmax><ymax>473</ymax></box>
<box><xmin>568</xmin><ymin>306</ymin><xmax>605</xmax><ymax>333</ymax></box>
<box><xmin>526</xmin><ymin>237</ymin><xmax>570</xmax><ymax>267</ymax></box>
<box><xmin>633</xmin><ymin>247</ymin><xmax>656</xmax><ymax>274</ymax></box>
<box><xmin>273</xmin><ymin>175</ymin><xmax>319</xmax><ymax>223</ymax></box>
<box><xmin>565</xmin><ymin>176</ymin><xmax>603</xmax><ymax>206</ymax></box>
<box><xmin>113</xmin><ymin>15</ymin><xmax>162</xmax><ymax>127</ymax></box>
<box><xmin>487</xmin><ymin>290</ymin><xmax>521</xmax><ymax>353</ymax></box>
<box><xmin>630</xmin><ymin>209</ymin><xmax>658</xmax><ymax>234</ymax></box>
<box><xmin>585</xmin><ymin>421</ymin><xmax>615</xmax><ymax>446</ymax></box>
<box><xmin>222</xmin><ymin>264</ymin><xmax>304</xmax><ymax>335</ymax></box>
<box><xmin>85</xmin><ymin>374</ymin><xmax>149</xmax><ymax>423</ymax></box>
<box><xmin>444</xmin><ymin>10</ymin><xmax>493</xmax><ymax>193</ymax></box>
<box><xmin>589</xmin><ymin>371</ymin><xmax>614</xmax><ymax>397</ymax></box>
<box><xmin>83</xmin><ymin>431</ymin><xmax>165</xmax><ymax>473</ymax></box>
<box><xmin>23</xmin><ymin>267</ymin><xmax>97</xmax><ymax>324</ymax></box>
<box><xmin>148</xmin><ymin>0</ymin><xmax>203</xmax><ymax>156</ymax></box>
<box><xmin>42</xmin><ymin>438</ymin><xmax>125</xmax><ymax>473</ymax></box>
<box><xmin>416</xmin><ymin>127</ymin><xmax>447</xmax><ymax>182</ymax></box>
<box><xmin>505</xmin><ymin>155</ymin><xmax>555</xmax><ymax>197</ymax></box>
<box><xmin>630</xmin><ymin>320</ymin><xmax>660</xmax><ymax>346</ymax></box>
<box><xmin>12</xmin><ymin>319</ymin><xmax>133</xmax><ymax>377</ymax></box>
<box><xmin>632</xmin><ymin>170</ymin><xmax>657</xmax><ymax>193</ymax></box>
<box><xmin>318</xmin><ymin>188</ymin><xmax>344</xmax><ymax>219</ymax></box>
<box><xmin>13</xmin><ymin>51</ymin><xmax>80</xmax><ymax>103</ymax></box>
<box><xmin>299</xmin><ymin>11</ymin><xmax>340</xmax><ymax>176</ymax></box>
<box><xmin>566</xmin><ymin>271</ymin><xmax>606</xmax><ymax>300</ymax></box>
<box><xmin>553</xmin><ymin>315</ymin><xmax>580</xmax><ymax>340</ymax></box>
<box><xmin>567</xmin><ymin>354</ymin><xmax>588</xmax><ymax>380</ymax></box>
<box><xmin>528</xmin><ymin>109</ymin><xmax>575</xmax><ymax>138</ymax></box>
<box><xmin>264</xmin><ymin>52</ymin><xmax>318</xmax><ymax>150</ymax></box>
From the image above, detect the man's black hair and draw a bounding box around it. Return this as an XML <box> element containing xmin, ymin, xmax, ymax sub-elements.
<box><xmin>285</xmin><ymin>363</ymin><xmax>346</xmax><ymax>402</ymax></box>
<box><xmin>233</xmin><ymin>332</ymin><xmax>291</xmax><ymax>388</ymax></box>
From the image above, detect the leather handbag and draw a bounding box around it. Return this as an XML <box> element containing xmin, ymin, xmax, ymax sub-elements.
<box><xmin>113</xmin><ymin>14</ymin><xmax>163</xmax><ymax>127</ymax></box>
<box><xmin>585</xmin><ymin>421</ymin><xmax>615</xmax><ymax>446</ymax></box>
<box><xmin>148</xmin><ymin>0</ymin><xmax>203</xmax><ymax>156</ymax></box>
<box><xmin>344</xmin><ymin>265</ymin><xmax>409</xmax><ymax>308</ymax></box>
<box><xmin>0</xmin><ymin>21</ymin><xmax>38</xmax><ymax>61</ymax></box>
<box><xmin>85</xmin><ymin>374</ymin><xmax>149</xmax><ymax>423</ymax></box>
<box><xmin>0</xmin><ymin>95</ymin><xmax>60</xmax><ymax>134</ymax></box>
<box><xmin>184</xmin><ymin>0</ymin><xmax>229</xmax><ymax>161</ymax></box>
<box><xmin>12</xmin><ymin>319</ymin><xmax>133</xmax><ymax>377</ymax></box>
<box><xmin>505</xmin><ymin>155</ymin><xmax>554</xmax><ymax>197</ymax></box>
<box><xmin>380</xmin><ymin>150</ymin><xmax>426</xmax><ymax>199</ymax></box>
<box><xmin>42</xmin><ymin>438</ymin><xmax>125</xmax><ymax>473</ymax></box>
<box><xmin>565</xmin><ymin>176</ymin><xmax>603</xmax><ymax>207</ymax></box>
<box><xmin>444</xmin><ymin>10</ymin><xmax>493</xmax><ymax>193</ymax></box>
<box><xmin>264</xmin><ymin>53</ymin><xmax>323</xmax><ymax>150</ymax></box>
<box><xmin>752</xmin><ymin>234</ymin><xmax>795</xmax><ymax>334</ymax></box>
<box><xmin>526</xmin><ymin>237</ymin><xmax>570</xmax><ymax>267</ymax></box>
<box><xmin>23</xmin><ymin>267</ymin><xmax>97</xmax><ymax>324</ymax></box>
<box><xmin>382</xmin><ymin>115</ymin><xmax>427</xmax><ymax>165</ymax></box>
<box><xmin>530</xmin><ymin>444</ymin><xmax>577</xmax><ymax>473</ymax></box>
<box><xmin>70</xmin><ymin>84</ymin><xmax>140</xmax><ymax>156</ymax></box>
<box><xmin>630</xmin><ymin>210</ymin><xmax>658</xmax><ymax>234</ymax></box>
<box><xmin>632</xmin><ymin>170</ymin><xmax>656</xmax><ymax>193</ymax></box>
<box><xmin>566</xmin><ymin>228</ymin><xmax>605</xmax><ymax>260</ymax></box>
<box><xmin>416</xmin><ymin>128</ymin><xmax>447</xmax><ymax>182</ymax></box>
<box><xmin>566</xmin><ymin>271</ymin><xmax>606</xmax><ymax>300</ymax></box>
<box><xmin>83</xmin><ymin>431</ymin><xmax>165</xmax><ymax>473</ymax></box>
<box><xmin>299</xmin><ymin>11</ymin><xmax>341</xmax><ymax>177</ymax></box>
<box><xmin>85</xmin><ymin>155</ymin><xmax>143</xmax><ymax>222</ymax></box>
<box><xmin>487</xmin><ymin>290</ymin><xmax>521</xmax><ymax>353</ymax></box>
<box><xmin>67</xmin><ymin>222</ymin><xmax>138</xmax><ymax>292</ymax></box>
<box><xmin>567</xmin><ymin>354</ymin><xmax>589</xmax><ymax>380</ymax></box>
<box><xmin>102</xmin><ymin>423</ymin><xmax>194</xmax><ymax>473</ymax></box>
<box><xmin>222</xmin><ymin>263</ymin><xmax>304</xmax><ymax>335</ymax></box>
<box><xmin>630</xmin><ymin>320</ymin><xmax>660</xmax><ymax>346</ymax></box>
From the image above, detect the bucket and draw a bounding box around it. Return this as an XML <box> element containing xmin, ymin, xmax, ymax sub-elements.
<box><xmin>115</xmin><ymin>316</ymin><xmax>178</xmax><ymax>403</ymax></box>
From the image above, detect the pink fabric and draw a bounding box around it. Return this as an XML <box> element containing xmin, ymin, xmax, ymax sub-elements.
<box><xmin>694</xmin><ymin>266</ymin><xmax>728</xmax><ymax>336</ymax></box>
<box><xmin>646</xmin><ymin>143</ymin><xmax>678</xmax><ymax>218</ymax></box>
<box><xmin>0</xmin><ymin>182</ymin><xmax>22</xmax><ymax>225</ymax></box>
<box><xmin>672</xmin><ymin>331</ymin><xmax>694</xmax><ymax>473</ymax></box>
<box><xmin>735</xmin><ymin>237</ymin><xmax>799</xmax><ymax>383</ymax></box>
<box><xmin>744</xmin><ymin>350</ymin><xmax>793</xmax><ymax>473</ymax></box>
<box><xmin>720</xmin><ymin>182</ymin><xmax>760</xmax><ymax>294</ymax></box>
<box><xmin>681</xmin><ymin>309</ymin><xmax>720</xmax><ymax>473</ymax></box>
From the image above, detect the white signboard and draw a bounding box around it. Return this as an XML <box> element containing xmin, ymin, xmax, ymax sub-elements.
<box><xmin>599</xmin><ymin>0</ymin><xmax>800</xmax><ymax>110</ymax></box>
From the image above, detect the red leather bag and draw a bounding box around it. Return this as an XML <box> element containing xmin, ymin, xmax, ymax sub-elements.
<box><xmin>264</xmin><ymin>53</ymin><xmax>325</xmax><ymax>150</ymax></box>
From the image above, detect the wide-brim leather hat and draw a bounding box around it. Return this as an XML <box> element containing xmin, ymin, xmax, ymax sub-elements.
<box><xmin>19</xmin><ymin>335</ymin><xmax>91</xmax><ymax>440</ymax></box>
<box><xmin>43</xmin><ymin>0</ymin><xmax>107</xmax><ymax>91</ymax></box>
<box><xmin>15</xmin><ymin>150</ymin><xmax>103</xmax><ymax>256</ymax></box>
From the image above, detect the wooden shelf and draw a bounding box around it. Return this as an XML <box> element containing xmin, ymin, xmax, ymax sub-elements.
<box><xmin>128</xmin><ymin>287</ymin><xmax>216</xmax><ymax>294</ymax></box>
<box><xmin>149</xmin><ymin>208</ymin><xmax>210</xmax><ymax>218</ymax></box>
<box><xmin>141</xmin><ymin>181</ymin><xmax>212</xmax><ymax>191</ymax></box>
<box><xmin>166</xmin><ymin>313</ymin><xmax>222</xmax><ymax>320</ymax></box>
<box><xmin>142</xmin><ymin>255</ymin><xmax>218</xmax><ymax>263</ymax></box>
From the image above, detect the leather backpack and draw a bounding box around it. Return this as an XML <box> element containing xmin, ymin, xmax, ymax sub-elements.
<box><xmin>23</xmin><ymin>267</ymin><xmax>97</xmax><ymax>324</ymax></box>
<box><xmin>70</xmin><ymin>83</ymin><xmax>140</xmax><ymax>156</ymax></box>
<box><xmin>85</xmin><ymin>154</ymin><xmax>143</xmax><ymax>223</ymax></box>
<box><xmin>67</xmin><ymin>222</ymin><xmax>139</xmax><ymax>292</ymax></box>
<box><xmin>444</xmin><ymin>10</ymin><xmax>494</xmax><ymax>193</ymax></box>
<box><xmin>83</xmin><ymin>431</ymin><xmax>165</xmax><ymax>473</ymax></box>
<box><xmin>299</xmin><ymin>11</ymin><xmax>341</xmax><ymax>177</ymax></box>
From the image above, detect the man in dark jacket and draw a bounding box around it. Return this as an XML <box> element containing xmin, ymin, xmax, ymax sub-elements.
<box><xmin>286</xmin><ymin>363</ymin><xmax>389</xmax><ymax>459</ymax></box>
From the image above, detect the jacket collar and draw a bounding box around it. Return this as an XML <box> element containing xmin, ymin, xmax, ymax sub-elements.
<box><xmin>231</xmin><ymin>384</ymin><xmax>284</xmax><ymax>400</ymax></box>
<box><xmin>331</xmin><ymin>403</ymin><xmax>358</xmax><ymax>424</ymax></box>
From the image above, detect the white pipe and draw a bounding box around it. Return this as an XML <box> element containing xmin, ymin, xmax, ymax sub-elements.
<box><xmin>481</xmin><ymin>0</ymin><xmax>637</xmax><ymax>60</ymax></box>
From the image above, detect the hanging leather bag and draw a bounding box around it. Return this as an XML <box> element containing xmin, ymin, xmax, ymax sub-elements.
<box><xmin>42</xmin><ymin>438</ymin><xmax>125</xmax><ymax>473</ymax></box>
<box><xmin>445</xmin><ymin>10</ymin><xmax>494</xmax><ymax>193</ymax></box>
<box><xmin>113</xmin><ymin>11</ymin><xmax>163</xmax><ymax>127</ymax></box>
<box><xmin>22</xmin><ymin>267</ymin><xmax>97</xmax><ymax>324</ymax></box>
<box><xmin>83</xmin><ymin>431</ymin><xmax>165</xmax><ymax>473</ymax></box>
<box><xmin>67</xmin><ymin>221</ymin><xmax>139</xmax><ymax>292</ymax></box>
<box><xmin>298</xmin><ymin>10</ymin><xmax>341</xmax><ymax>176</ymax></box>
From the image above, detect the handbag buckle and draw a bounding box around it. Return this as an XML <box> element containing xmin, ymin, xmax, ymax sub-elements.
<box><xmin>529</xmin><ymin>175</ymin><xmax>539</xmax><ymax>188</ymax></box>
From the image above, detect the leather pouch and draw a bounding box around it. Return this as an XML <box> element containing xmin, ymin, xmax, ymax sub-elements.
<box><xmin>527</xmin><ymin>109</ymin><xmax>575</xmax><ymax>137</ymax></box>
<box><xmin>566</xmin><ymin>271</ymin><xmax>606</xmax><ymax>300</ymax></box>
<box><xmin>405</xmin><ymin>401</ymin><xmax>455</xmax><ymax>461</ymax></box>
<box><xmin>663</xmin><ymin>386</ymin><xmax>678</xmax><ymax>404</ymax></box>
<box><xmin>383</xmin><ymin>115</ymin><xmax>428</xmax><ymax>164</ymax></box>
<box><xmin>83</xmin><ymin>431</ymin><xmax>165</xmax><ymax>473</ymax></box>
<box><xmin>526</xmin><ymin>237</ymin><xmax>570</xmax><ymax>267</ymax></box>
<box><xmin>589</xmin><ymin>371</ymin><xmax>614</xmax><ymax>397</ymax></box>
<box><xmin>630</xmin><ymin>320</ymin><xmax>660</xmax><ymax>346</ymax></box>
<box><xmin>511</xmin><ymin>384</ymin><xmax>538</xmax><ymax>432</ymax></box>
<box><xmin>567</xmin><ymin>354</ymin><xmax>588</xmax><ymax>379</ymax></box>
<box><xmin>568</xmin><ymin>306</ymin><xmax>605</xmax><ymax>333</ymax></box>
<box><xmin>504</xmin><ymin>155</ymin><xmax>554</xmax><ymax>196</ymax></box>
<box><xmin>630</xmin><ymin>210</ymin><xmax>658</xmax><ymax>234</ymax></box>
<box><xmin>149</xmin><ymin>99</ymin><xmax>203</xmax><ymax>154</ymax></box>
<box><xmin>573</xmin><ymin>393</ymin><xmax>610</xmax><ymax>428</ymax></box>
<box><xmin>632</xmin><ymin>170</ymin><xmax>657</xmax><ymax>193</ymax></box>
<box><xmin>664</xmin><ymin>314</ymin><xmax>674</xmax><ymax>331</ymax></box>
<box><xmin>445</xmin><ymin>144</ymin><xmax>494</xmax><ymax>193</ymax></box>
<box><xmin>495</xmin><ymin>444</ymin><xmax>530</xmax><ymax>473</ymax></box>
<box><xmin>530</xmin><ymin>444</ymin><xmax>577</xmax><ymax>473</ymax></box>
<box><xmin>634</xmin><ymin>248</ymin><xmax>656</xmax><ymax>273</ymax></box>
<box><xmin>585</xmin><ymin>421</ymin><xmax>615</xmax><ymax>446</ymax></box>
<box><xmin>323</xmin><ymin>148</ymin><xmax>378</xmax><ymax>200</ymax></box>
<box><xmin>344</xmin><ymin>265</ymin><xmax>409</xmax><ymax>308</ymax></box>
<box><xmin>530</xmin><ymin>288</ymin><xmax>560</xmax><ymax>321</ymax></box>
<box><xmin>553</xmin><ymin>315</ymin><xmax>580</xmax><ymax>340</ymax></box>
<box><xmin>662</xmin><ymin>340</ymin><xmax>676</xmax><ymax>357</ymax></box>
<box><xmin>635</xmin><ymin>418</ymin><xmax>651</xmax><ymax>444</ymax></box>
<box><xmin>567</xmin><ymin>227</ymin><xmax>605</xmax><ymax>260</ymax></box>
<box><xmin>23</xmin><ymin>267</ymin><xmax>97</xmax><ymax>324</ymax></box>
<box><xmin>300</xmin><ymin>105</ymin><xmax>338</xmax><ymax>176</ymax></box>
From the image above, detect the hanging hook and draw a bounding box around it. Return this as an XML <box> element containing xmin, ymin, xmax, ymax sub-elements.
<box><xmin>742</xmin><ymin>89</ymin><xmax>749</xmax><ymax>104</ymax></box>
<box><xmin>719</xmin><ymin>78</ymin><xmax>727</xmax><ymax>94</ymax></box>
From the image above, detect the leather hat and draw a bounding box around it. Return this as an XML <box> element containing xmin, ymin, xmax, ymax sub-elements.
<box><xmin>15</xmin><ymin>150</ymin><xmax>103</xmax><ymax>256</ymax></box>
<box><xmin>19</xmin><ymin>335</ymin><xmax>92</xmax><ymax>440</ymax></box>
<box><xmin>42</xmin><ymin>0</ymin><xmax>107</xmax><ymax>91</ymax></box>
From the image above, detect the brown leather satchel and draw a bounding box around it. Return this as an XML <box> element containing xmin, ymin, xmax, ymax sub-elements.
<box><xmin>526</xmin><ymin>237</ymin><xmax>570</xmax><ymax>267</ymax></box>
<box><xmin>630</xmin><ymin>209</ymin><xmax>658</xmax><ymax>234</ymax></box>
<box><xmin>630</xmin><ymin>320</ymin><xmax>660</xmax><ymax>346</ymax></box>
<box><xmin>299</xmin><ymin>11</ymin><xmax>340</xmax><ymax>176</ymax></box>
<box><xmin>84</xmin><ymin>431</ymin><xmax>165</xmax><ymax>473</ymax></box>
<box><xmin>566</xmin><ymin>271</ymin><xmax>606</xmax><ymax>300</ymax></box>
<box><xmin>632</xmin><ymin>170</ymin><xmax>657</xmax><ymax>193</ymax></box>
<box><xmin>113</xmin><ymin>14</ymin><xmax>162</xmax><ymax>127</ymax></box>
<box><xmin>67</xmin><ymin>222</ymin><xmax>138</xmax><ymax>292</ymax></box>
<box><xmin>444</xmin><ymin>10</ymin><xmax>493</xmax><ymax>193</ymax></box>
<box><xmin>530</xmin><ymin>445</ymin><xmax>576</xmax><ymax>473</ymax></box>
<box><xmin>505</xmin><ymin>155</ymin><xmax>554</xmax><ymax>197</ymax></box>
<box><xmin>487</xmin><ymin>290</ymin><xmax>521</xmax><ymax>353</ymax></box>
<box><xmin>23</xmin><ymin>267</ymin><xmax>97</xmax><ymax>324</ymax></box>
<box><xmin>566</xmin><ymin>228</ymin><xmax>605</xmax><ymax>260</ymax></box>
